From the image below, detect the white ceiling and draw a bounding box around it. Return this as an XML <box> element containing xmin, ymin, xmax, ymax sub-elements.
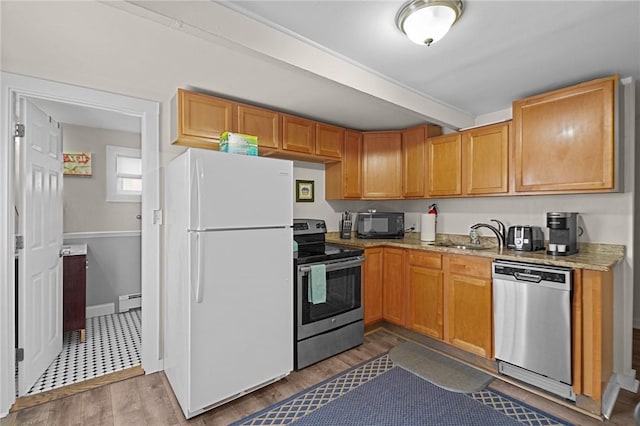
<box><xmin>224</xmin><ymin>0</ymin><xmax>640</xmax><ymax>118</ymax></box>
<box><xmin>32</xmin><ymin>1</ymin><xmax>640</xmax><ymax>133</ymax></box>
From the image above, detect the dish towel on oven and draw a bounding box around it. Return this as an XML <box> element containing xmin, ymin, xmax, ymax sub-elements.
<box><xmin>308</xmin><ymin>264</ymin><xmax>327</xmax><ymax>304</ymax></box>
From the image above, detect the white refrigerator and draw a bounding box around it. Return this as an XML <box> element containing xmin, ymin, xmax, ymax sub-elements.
<box><xmin>164</xmin><ymin>148</ymin><xmax>294</xmax><ymax>419</ymax></box>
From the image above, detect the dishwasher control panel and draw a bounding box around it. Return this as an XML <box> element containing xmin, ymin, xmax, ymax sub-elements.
<box><xmin>492</xmin><ymin>261</ymin><xmax>572</xmax><ymax>289</ymax></box>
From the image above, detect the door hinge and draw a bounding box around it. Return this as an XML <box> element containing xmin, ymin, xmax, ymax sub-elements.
<box><xmin>16</xmin><ymin>348</ymin><xmax>24</xmax><ymax>362</ymax></box>
<box><xmin>15</xmin><ymin>235</ymin><xmax>24</xmax><ymax>250</ymax></box>
<box><xmin>153</xmin><ymin>209</ymin><xmax>163</xmax><ymax>225</ymax></box>
<box><xmin>14</xmin><ymin>123</ymin><xmax>25</xmax><ymax>138</ymax></box>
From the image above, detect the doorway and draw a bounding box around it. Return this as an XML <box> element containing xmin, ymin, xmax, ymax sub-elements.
<box><xmin>18</xmin><ymin>102</ymin><xmax>143</xmax><ymax>396</ymax></box>
<box><xmin>0</xmin><ymin>72</ymin><xmax>161</xmax><ymax>417</ymax></box>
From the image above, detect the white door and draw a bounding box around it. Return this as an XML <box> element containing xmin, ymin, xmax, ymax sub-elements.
<box><xmin>17</xmin><ymin>98</ymin><xmax>64</xmax><ymax>396</ymax></box>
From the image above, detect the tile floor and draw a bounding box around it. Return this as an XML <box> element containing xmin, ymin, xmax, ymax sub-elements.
<box><xmin>22</xmin><ymin>309</ymin><xmax>141</xmax><ymax>396</ymax></box>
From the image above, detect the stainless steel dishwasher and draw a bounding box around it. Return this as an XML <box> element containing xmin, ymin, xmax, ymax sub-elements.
<box><xmin>493</xmin><ymin>260</ymin><xmax>576</xmax><ymax>401</ymax></box>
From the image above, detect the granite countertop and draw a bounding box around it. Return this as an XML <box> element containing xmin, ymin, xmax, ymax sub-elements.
<box><xmin>326</xmin><ymin>232</ymin><xmax>624</xmax><ymax>272</ymax></box>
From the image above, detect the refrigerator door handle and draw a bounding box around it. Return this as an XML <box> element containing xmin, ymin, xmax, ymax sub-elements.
<box><xmin>192</xmin><ymin>158</ymin><xmax>203</xmax><ymax>231</ymax></box>
<box><xmin>195</xmin><ymin>232</ymin><xmax>204</xmax><ymax>303</ymax></box>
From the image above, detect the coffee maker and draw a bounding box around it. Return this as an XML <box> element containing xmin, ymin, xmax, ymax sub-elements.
<box><xmin>546</xmin><ymin>212</ymin><xmax>579</xmax><ymax>256</ymax></box>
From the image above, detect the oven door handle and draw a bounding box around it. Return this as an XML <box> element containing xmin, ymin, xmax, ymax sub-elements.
<box><xmin>298</xmin><ymin>256</ymin><xmax>365</xmax><ymax>274</ymax></box>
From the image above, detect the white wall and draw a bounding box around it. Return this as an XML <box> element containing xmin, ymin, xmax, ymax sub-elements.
<box><xmin>293</xmin><ymin>161</ymin><xmax>342</xmax><ymax>226</ymax></box>
<box><xmin>63</xmin><ymin>124</ymin><xmax>141</xmax><ymax>232</ymax></box>
<box><xmin>63</xmin><ymin>232</ymin><xmax>141</xmax><ymax>307</ymax></box>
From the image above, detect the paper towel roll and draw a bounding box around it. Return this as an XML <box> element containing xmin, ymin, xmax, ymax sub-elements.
<box><xmin>421</xmin><ymin>213</ymin><xmax>436</xmax><ymax>242</ymax></box>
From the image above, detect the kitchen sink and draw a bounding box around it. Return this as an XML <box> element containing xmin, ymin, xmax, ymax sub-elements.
<box><xmin>434</xmin><ymin>242</ymin><xmax>493</xmax><ymax>250</ymax></box>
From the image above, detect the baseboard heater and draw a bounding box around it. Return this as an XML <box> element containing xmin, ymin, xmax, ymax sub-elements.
<box><xmin>118</xmin><ymin>292</ymin><xmax>142</xmax><ymax>313</ymax></box>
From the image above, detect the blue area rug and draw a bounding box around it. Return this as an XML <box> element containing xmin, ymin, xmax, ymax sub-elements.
<box><xmin>232</xmin><ymin>354</ymin><xmax>573</xmax><ymax>426</ymax></box>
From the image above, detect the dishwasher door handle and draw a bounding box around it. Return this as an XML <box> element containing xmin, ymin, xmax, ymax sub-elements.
<box><xmin>513</xmin><ymin>272</ymin><xmax>542</xmax><ymax>283</ymax></box>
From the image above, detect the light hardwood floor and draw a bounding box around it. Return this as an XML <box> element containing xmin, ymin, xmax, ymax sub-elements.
<box><xmin>2</xmin><ymin>327</ymin><xmax>638</xmax><ymax>425</ymax></box>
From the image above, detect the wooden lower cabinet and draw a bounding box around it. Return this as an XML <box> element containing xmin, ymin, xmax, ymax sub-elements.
<box><xmin>382</xmin><ymin>247</ymin><xmax>406</xmax><ymax>326</ymax></box>
<box><xmin>63</xmin><ymin>254</ymin><xmax>87</xmax><ymax>341</ymax></box>
<box><xmin>363</xmin><ymin>248</ymin><xmax>383</xmax><ymax>325</ymax></box>
<box><xmin>444</xmin><ymin>255</ymin><xmax>493</xmax><ymax>358</ymax></box>
<box><xmin>574</xmin><ymin>268</ymin><xmax>614</xmax><ymax>410</ymax></box>
<box><xmin>407</xmin><ymin>251</ymin><xmax>443</xmax><ymax>339</ymax></box>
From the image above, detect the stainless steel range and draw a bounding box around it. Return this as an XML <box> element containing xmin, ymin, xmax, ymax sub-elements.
<box><xmin>293</xmin><ymin>219</ymin><xmax>365</xmax><ymax>370</ymax></box>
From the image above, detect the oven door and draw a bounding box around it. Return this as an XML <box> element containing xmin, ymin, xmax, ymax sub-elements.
<box><xmin>296</xmin><ymin>256</ymin><xmax>364</xmax><ymax>340</ymax></box>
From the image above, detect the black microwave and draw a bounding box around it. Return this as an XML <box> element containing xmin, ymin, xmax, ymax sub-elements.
<box><xmin>356</xmin><ymin>212</ymin><xmax>404</xmax><ymax>239</ymax></box>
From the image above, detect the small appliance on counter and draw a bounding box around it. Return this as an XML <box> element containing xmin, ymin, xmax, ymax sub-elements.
<box><xmin>547</xmin><ymin>212</ymin><xmax>579</xmax><ymax>256</ymax></box>
<box><xmin>356</xmin><ymin>211</ymin><xmax>404</xmax><ymax>239</ymax></box>
<box><xmin>506</xmin><ymin>226</ymin><xmax>545</xmax><ymax>251</ymax></box>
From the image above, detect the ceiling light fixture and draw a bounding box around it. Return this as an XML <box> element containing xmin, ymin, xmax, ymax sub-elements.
<box><xmin>396</xmin><ymin>0</ymin><xmax>463</xmax><ymax>46</ymax></box>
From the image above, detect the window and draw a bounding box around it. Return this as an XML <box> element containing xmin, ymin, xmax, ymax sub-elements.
<box><xmin>106</xmin><ymin>145</ymin><xmax>142</xmax><ymax>202</ymax></box>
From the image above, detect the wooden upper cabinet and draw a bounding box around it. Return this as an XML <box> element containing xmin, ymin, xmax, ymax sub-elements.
<box><xmin>236</xmin><ymin>104</ymin><xmax>280</xmax><ymax>150</ymax></box>
<box><xmin>363</xmin><ymin>247</ymin><xmax>384</xmax><ymax>326</ymax></box>
<box><xmin>402</xmin><ymin>125</ymin><xmax>426</xmax><ymax>198</ymax></box>
<box><xmin>403</xmin><ymin>125</ymin><xmax>442</xmax><ymax>198</ymax></box>
<box><xmin>172</xmin><ymin>88</ymin><xmax>235</xmax><ymax>149</ymax></box>
<box><xmin>342</xmin><ymin>131</ymin><xmax>363</xmax><ymax>198</ymax></box>
<box><xmin>325</xmin><ymin>130</ymin><xmax>362</xmax><ymax>199</ymax></box>
<box><xmin>362</xmin><ymin>132</ymin><xmax>403</xmax><ymax>198</ymax></box>
<box><xmin>282</xmin><ymin>114</ymin><xmax>315</xmax><ymax>154</ymax></box>
<box><xmin>463</xmin><ymin>122</ymin><xmax>510</xmax><ymax>195</ymax></box>
<box><xmin>513</xmin><ymin>75</ymin><xmax>617</xmax><ymax>192</ymax></box>
<box><xmin>427</xmin><ymin>133</ymin><xmax>462</xmax><ymax>196</ymax></box>
<box><xmin>316</xmin><ymin>123</ymin><xmax>343</xmax><ymax>158</ymax></box>
<box><xmin>382</xmin><ymin>247</ymin><xmax>407</xmax><ymax>326</ymax></box>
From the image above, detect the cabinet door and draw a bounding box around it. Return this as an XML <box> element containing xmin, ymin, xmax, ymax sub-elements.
<box><xmin>316</xmin><ymin>123</ymin><xmax>343</xmax><ymax>158</ymax></box>
<box><xmin>382</xmin><ymin>247</ymin><xmax>406</xmax><ymax>326</ymax></box>
<box><xmin>63</xmin><ymin>255</ymin><xmax>86</xmax><ymax>333</ymax></box>
<box><xmin>325</xmin><ymin>130</ymin><xmax>362</xmax><ymax>199</ymax></box>
<box><xmin>174</xmin><ymin>89</ymin><xmax>235</xmax><ymax>149</ymax></box>
<box><xmin>408</xmin><ymin>265</ymin><xmax>443</xmax><ymax>339</ymax></box>
<box><xmin>402</xmin><ymin>125</ymin><xmax>426</xmax><ymax>198</ymax></box>
<box><xmin>444</xmin><ymin>255</ymin><xmax>493</xmax><ymax>358</ymax></box>
<box><xmin>513</xmin><ymin>76</ymin><xmax>616</xmax><ymax>192</ymax></box>
<box><xmin>282</xmin><ymin>114</ymin><xmax>315</xmax><ymax>154</ymax></box>
<box><xmin>463</xmin><ymin>122</ymin><xmax>509</xmax><ymax>195</ymax></box>
<box><xmin>363</xmin><ymin>247</ymin><xmax>383</xmax><ymax>325</ymax></box>
<box><xmin>342</xmin><ymin>130</ymin><xmax>363</xmax><ymax>198</ymax></box>
<box><xmin>236</xmin><ymin>104</ymin><xmax>280</xmax><ymax>149</ymax></box>
<box><xmin>427</xmin><ymin>133</ymin><xmax>462</xmax><ymax>196</ymax></box>
<box><xmin>362</xmin><ymin>132</ymin><xmax>403</xmax><ymax>198</ymax></box>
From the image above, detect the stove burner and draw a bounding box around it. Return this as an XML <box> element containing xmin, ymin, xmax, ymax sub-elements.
<box><xmin>293</xmin><ymin>218</ymin><xmax>363</xmax><ymax>264</ymax></box>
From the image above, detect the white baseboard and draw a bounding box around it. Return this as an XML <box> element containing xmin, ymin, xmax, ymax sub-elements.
<box><xmin>86</xmin><ymin>303</ymin><xmax>115</xmax><ymax>318</ymax></box>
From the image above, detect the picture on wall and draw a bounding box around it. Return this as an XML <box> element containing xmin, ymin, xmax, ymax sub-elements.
<box><xmin>63</xmin><ymin>152</ymin><xmax>92</xmax><ymax>176</ymax></box>
<box><xmin>296</xmin><ymin>180</ymin><xmax>314</xmax><ymax>202</ymax></box>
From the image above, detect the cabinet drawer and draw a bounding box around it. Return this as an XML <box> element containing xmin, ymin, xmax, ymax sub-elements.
<box><xmin>446</xmin><ymin>255</ymin><xmax>491</xmax><ymax>278</ymax></box>
<box><xmin>408</xmin><ymin>251</ymin><xmax>442</xmax><ymax>269</ymax></box>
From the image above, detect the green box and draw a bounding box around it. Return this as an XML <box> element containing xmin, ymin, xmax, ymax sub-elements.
<box><xmin>219</xmin><ymin>132</ymin><xmax>258</xmax><ymax>156</ymax></box>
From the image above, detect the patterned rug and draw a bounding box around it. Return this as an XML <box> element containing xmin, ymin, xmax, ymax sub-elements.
<box><xmin>232</xmin><ymin>354</ymin><xmax>573</xmax><ymax>426</ymax></box>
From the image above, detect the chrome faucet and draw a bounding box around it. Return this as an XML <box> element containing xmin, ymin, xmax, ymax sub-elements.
<box><xmin>471</xmin><ymin>219</ymin><xmax>506</xmax><ymax>250</ymax></box>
